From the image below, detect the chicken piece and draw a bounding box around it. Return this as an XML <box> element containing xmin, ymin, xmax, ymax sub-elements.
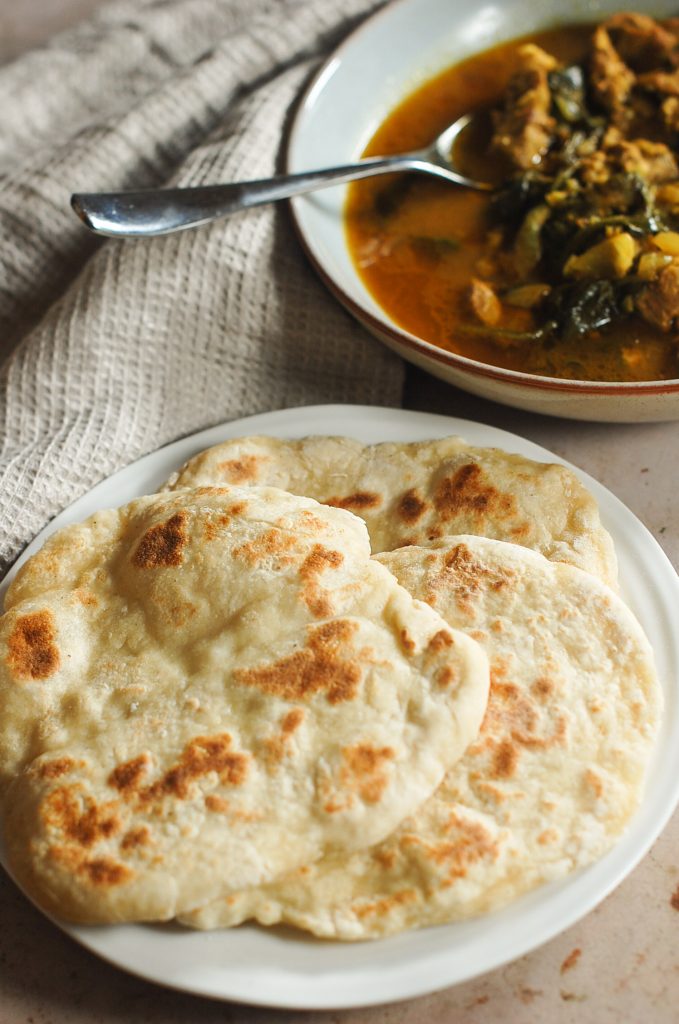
<box><xmin>579</xmin><ymin>148</ymin><xmax>612</xmax><ymax>186</ymax></box>
<box><xmin>662</xmin><ymin>96</ymin><xmax>679</xmax><ymax>132</ymax></box>
<box><xmin>604</xmin><ymin>13</ymin><xmax>679</xmax><ymax>71</ymax></box>
<box><xmin>604</xmin><ymin>137</ymin><xmax>679</xmax><ymax>184</ymax></box>
<box><xmin>636</xmin><ymin>262</ymin><xmax>679</xmax><ymax>331</ymax></box>
<box><xmin>468</xmin><ymin>278</ymin><xmax>502</xmax><ymax>326</ymax></box>
<box><xmin>632</xmin><ymin>139</ymin><xmax>677</xmax><ymax>183</ymax></box>
<box><xmin>589</xmin><ymin>25</ymin><xmax>636</xmax><ymax>118</ymax></box>
<box><xmin>581</xmin><ymin>129</ymin><xmax>622</xmax><ymax>189</ymax></box>
<box><xmin>637</xmin><ymin>68</ymin><xmax>679</xmax><ymax>96</ymax></box>
<box><xmin>661</xmin><ymin>18</ymin><xmax>679</xmax><ymax>43</ymax></box>
<box><xmin>491</xmin><ymin>44</ymin><xmax>557</xmax><ymax>169</ymax></box>
<box><xmin>580</xmin><ymin>130</ymin><xmax>679</xmax><ymax>188</ymax></box>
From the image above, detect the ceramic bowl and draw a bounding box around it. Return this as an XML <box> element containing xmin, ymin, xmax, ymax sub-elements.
<box><xmin>286</xmin><ymin>0</ymin><xmax>679</xmax><ymax>421</ymax></box>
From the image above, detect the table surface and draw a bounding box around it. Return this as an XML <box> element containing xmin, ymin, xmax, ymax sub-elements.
<box><xmin>2</xmin><ymin>4</ymin><xmax>679</xmax><ymax>1023</ymax></box>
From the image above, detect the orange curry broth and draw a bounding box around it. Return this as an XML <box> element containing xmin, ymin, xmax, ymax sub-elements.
<box><xmin>344</xmin><ymin>26</ymin><xmax>679</xmax><ymax>382</ymax></box>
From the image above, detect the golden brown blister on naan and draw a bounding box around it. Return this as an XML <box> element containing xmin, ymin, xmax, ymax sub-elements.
<box><xmin>181</xmin><ymin>536</ymin><xmax>660</xmax><ymax>938</ymax></box>
<box><xmin>163</xmin><ymin>435</ymin><xmax>618</xmax><ymax>587</ymax></box>
<box><xmin>0</xmin><ymin>489</ymin><xmax>489</xmax><ymax>924</ymax></box>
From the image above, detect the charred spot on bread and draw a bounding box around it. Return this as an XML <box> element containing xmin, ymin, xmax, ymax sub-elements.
<box><xmin>234</xmin><ymin>620</ymin><xmax>363</xmax><ymax>704</ymax></box>
<box><xmin>7</xmin><ymin>611</ymin><xmax>60</xmax><ymax>681</ymax></box>
<box><xmin>324</xmin><ymin>491</ymin><xmax>381</xmax><ymax>511</ymax></box>
<box><xmin>216</xmin><ymin>454</ymin><xmax>263</xmax><ymax>483</ymax></box>
<box><xmin>133</xmin><ymin>513</ymin><xmax>187</xmax><ymax>568</ymax></box>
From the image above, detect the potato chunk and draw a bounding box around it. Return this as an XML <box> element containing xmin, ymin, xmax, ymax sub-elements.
<box><xmin>564</xmin><ymin>233</ymin><xmax>637</xmax><ymax>279</ymax></box>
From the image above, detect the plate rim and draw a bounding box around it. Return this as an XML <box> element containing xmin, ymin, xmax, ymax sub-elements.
<box><xmin>2</xmin><ymin>402</ymin><xmax>679</xmax><ymax>1011</ymax></box>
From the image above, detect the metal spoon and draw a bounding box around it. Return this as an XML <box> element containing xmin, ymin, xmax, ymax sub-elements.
<box><xmin>70</xmin><ymin>113</ymin><xmax>493</xmax><ymax>239</ymax></box>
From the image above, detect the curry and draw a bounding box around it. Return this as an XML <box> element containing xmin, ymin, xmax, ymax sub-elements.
<box><xmin>345</xmin><ymin>15</ymin><xmax>679</xmax><ymax>381</ymax></box>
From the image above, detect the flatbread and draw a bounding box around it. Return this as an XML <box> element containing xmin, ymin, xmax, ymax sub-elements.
<box><xmin>163</xmin><ymin>435</ymin><xmax>618</xmax><ymax>587</ymax></box>
<box><xmin>0</xmin><ymin>489</ymin><xmax>489</xmax><ymax>924</ymax></box>
<box><xmin>180</xmin><ymin>535</ymin><xmax>661</xmax><ymax>938</ymax></box>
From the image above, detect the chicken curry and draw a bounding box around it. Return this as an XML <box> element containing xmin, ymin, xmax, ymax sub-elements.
<box><xmin>345</xmin><ymin>14</ymin><xmax>679</xmax><ymax>381</ymax></box>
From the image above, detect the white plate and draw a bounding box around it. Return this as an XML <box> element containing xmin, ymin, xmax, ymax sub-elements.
<box><xmin>286</xmin><ymin>0</ymin><xmax>679</xmax><ymax>421</ymax></box>
<box><xmin>2</xmin><ymin>404</ymin><xmax>679</xmax><ymax>1010</ymax></box>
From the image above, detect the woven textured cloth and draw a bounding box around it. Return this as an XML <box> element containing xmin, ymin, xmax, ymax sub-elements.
<box><xmin>0</xmin><ymin>0</ymin><xmax>404</xmax><ymax>575</ymax></box>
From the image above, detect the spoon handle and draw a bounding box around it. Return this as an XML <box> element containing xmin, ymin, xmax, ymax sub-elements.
<box><xmin>71</xmin><ymin>154</ymin><xmax>424</xmax><ymax>238</ymax></box>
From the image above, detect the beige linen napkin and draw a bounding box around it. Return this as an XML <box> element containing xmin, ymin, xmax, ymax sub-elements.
<box><xmin>0</xmin><ymin>0</ymin><xmax>404</xmax><ymax>575</ymax></box>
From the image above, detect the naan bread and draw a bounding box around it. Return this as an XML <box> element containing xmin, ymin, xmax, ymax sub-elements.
<box><xmin>181</xmin><ymin>536</ymin><xmax>661</xmax><ymax>938</ymax></box>
<box><xmin>163</xmin><ymin>435</ymin><xmax>618</xmax><ymax>587</ymax></box>
<box><xmin>0</xmin><ymin>489</ymin><xmax>489</xmax><ymax>924</ymax></box>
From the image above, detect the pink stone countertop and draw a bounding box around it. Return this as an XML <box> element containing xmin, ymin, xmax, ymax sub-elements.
<box><xmin>1</xmin><ymin>4</ymin><xmax>679</xmax><ymax>1022</ymax></box>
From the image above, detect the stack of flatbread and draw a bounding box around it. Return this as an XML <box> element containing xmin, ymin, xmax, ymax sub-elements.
<box><xmin>0</xmin><ymin>433</ymin><xmax>662</xmax><ymax>939</ymax></box>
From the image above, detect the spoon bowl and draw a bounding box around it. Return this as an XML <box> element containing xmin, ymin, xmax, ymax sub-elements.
<box><xmin>71</xmin><ymin>111</ymin><xmax>493</xmax><ymax>239</ymax></box>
